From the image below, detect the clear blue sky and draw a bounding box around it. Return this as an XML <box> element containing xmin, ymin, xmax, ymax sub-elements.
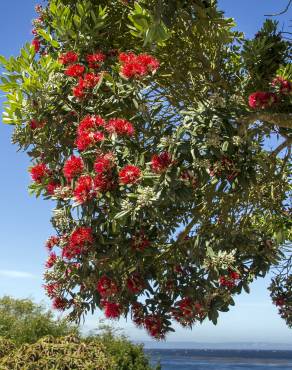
<box><xmin>0</xmin><ymin>0</ymin><xmax>291</xmax><ymax>347</ymax></box>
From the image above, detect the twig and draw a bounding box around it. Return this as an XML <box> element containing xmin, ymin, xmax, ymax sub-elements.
<box><xmin>271</xmin><ymin>138</ymin><xmax>292</xmax><ymax>156</ymax></box>
<box><xmin>264</xmin><ymin>0</ymin><xmax>292</xmax><ymax>16</ymax></box>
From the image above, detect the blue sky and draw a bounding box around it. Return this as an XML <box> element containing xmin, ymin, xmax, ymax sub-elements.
<box><xmin>0</xmin><ymin>0</ymin><xmax>291</xmax><ymax>347</ymax></box>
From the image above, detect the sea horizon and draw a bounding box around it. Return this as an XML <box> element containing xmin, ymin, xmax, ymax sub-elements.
<box><xmin>138</xmin><ymin>341</ymin><xmax>292</xmax><ymax>351</ymax></box>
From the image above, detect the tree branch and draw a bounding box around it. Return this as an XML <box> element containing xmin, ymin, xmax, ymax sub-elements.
<box><xmin>240</xmin><ymin>112</ymin><xmax>292</xmax><ymax>129</ymax></box>
<box><xmin>264</xmin><ymin>0</ymin><xmax>292</xmax><ymax>16</ymax></box>
<box><xmin>271</xmin><ymin>138</ymin><xmax>292</xmax><ymax>156</ymax></box>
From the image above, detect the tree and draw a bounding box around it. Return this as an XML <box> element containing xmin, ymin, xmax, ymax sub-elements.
<box><xmin>0</xmin><ymin>296</ymin><xmax>77</xmax><ymax>346</ymax></box>
<box><xmin>0</xmin><ymin>0</ymin><xmax>291</xmax><ymax>339</ymax></box>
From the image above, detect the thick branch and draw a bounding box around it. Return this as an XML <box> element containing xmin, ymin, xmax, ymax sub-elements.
<box><xmin>240</xmin><ymin>112</ymin><xmax>292</xmax><ymax>129</ymax></box>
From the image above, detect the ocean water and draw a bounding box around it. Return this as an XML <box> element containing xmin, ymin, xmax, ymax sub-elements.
<box><xmin>145</xmin><ymin>349</ymin><xmax>292</xmax><ymax>370</ymax></box>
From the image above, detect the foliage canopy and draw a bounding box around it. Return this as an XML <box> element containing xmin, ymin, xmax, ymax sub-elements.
<box><xmin>0</xmin><ymin>0</ymin><xmax>291</xmax><ymax>338</ymax></box>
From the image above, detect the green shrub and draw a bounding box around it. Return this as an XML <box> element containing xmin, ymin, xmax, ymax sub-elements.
<box><xmin>0</xmin><ymin>335</ymin><xmax>114</xmax><ymax>370</ymax></box>
<box><xmin>93</xmin><ymin>331</ymin><xmax>155</xmax><ymax>370</ymax></box>
<box><xmin>0</xmin><ymin>338</ymin><xmax>15</xmax><ymax>360</ymax></box>
<box><xmin>0</xmin><ymin>296</ymin><xmax>78</xmax><ymax>346</ymax></box>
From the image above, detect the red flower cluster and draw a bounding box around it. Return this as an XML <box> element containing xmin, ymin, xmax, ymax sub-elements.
<box><xmin>59</xmin><ymin>51</ymin><xmax>79</xmax><ymax>65</ymax></box>
<box><xmin>275</xmin><ymin>297</ymin><xmax>286</xmax><ymax>307</ymax></box>
<box><xmin>86</xmin><ymin>52</ymin><xmax>106</xmax><ymax>69</ymax></box>
<box><xmin>46</xmin><ymin>181</ymin><xmax>60</xmax><ymax>195</ymax></box>
<box><xmin>52</xmin><ymin>297</ymin><xmax>67</xmax><ymax>311</ymax></box>
<box><xmin>272</xmin><ymin>76</ymin><xmax>292</xmax><ymax>94</ymax></box>
<box><xmin>119</xmin><ymin>52</ymin><xmax>160</xmax><ymax>79</ymax></box>
<box><xmin>29</xmin><ymin>119</ymin><xmax>45</xmax><ymax>130</ymax></box>
<box><xmin>172</xmin><ymin>298</ymin><xmax>204</xmax><ymax>326</ymax></box>
<box><xmin>94</xmin><ymin>153</ymin><xmax>114</xmax><ymax>174</ymax></box>
<box><xmin>44</xmin><ymin>282</ymin><xmax>60</xmax><ymax>298</ymax></box>
<box><xmin>72</xmin><ymin>73</ymin><xmax>101</xmax><ymax>98</ymax></box>
<box><xmin>32</xmin><ymin>38</ymin><xmax>40</xmax><ymax>53</ymax></box>
<box><xmin>219</xmin><ymin>270</ymin><xmax>240</xmax><ymax>288</ymax></box>
<box><xmin>31</xmin><ymin>163</ymin><xmax>49</xmax><ymax>183</ymax></box>
<box><xmin>144</xmin><ymin>315</ymin><xmax>165</xmax><ymax>339</ymax></box>
<box><xmin>62</xmin><ymin>227</ymin><xmax>93</xmax><ymax>260</ymax></box>
<box><xmin>75</xmin><ymin>115</ymin><xmax>105</xmax><ymax>151</ymax></box>
<box><xmin>94</xmin><ymin>153</ymin><xmax>116</xmax><ymax>192</ymax></box>
<box><xmin>151</xmin><ymin>152</ymin><xmax>172</xmax><ymax>173</ymax></box>
<box><xmin>131</xmin><ymin>232</ymin><xmax>150</xmax><ymax>251</ymax></box>
<box><xmin>63</xmin><ymin>156</ymin><xmax>84</xmax><ymax>181</ymax></box>
<box><xmin>64</xmin><ymin>64</ymin><xmax>85</xmax><ymax>77</ymax></box>
<box><xmin>73</xmin><ymin>175</ymin><xmax>95</xmax><ymax>204</ymax></box>
<box><xmin>97</xmin><ymin>275</ymin><xmax>118</xmax><ymax>297</ymax></box>
<box><xmin>131</xmin><ymin>302</ymin><xmax>145</xmax><ymax>327</ymax></box>
<box><xmin>45</xmin><ymin>236</ymin><xmax>60</xmax><ymax>251</ymax></box>
<box><xmin>73</xmin><ymin>79</ymin><xmax>86</xmax><ymax>98</ymax></box>
<box><xmin>78</xmin><ymin>115</ymin><xmax>105</xmax><ymax>135</ymax></box>
<box><xmin>102</xmin><ymin>301</ymin><xmax>122</xmax><ymax>319</ymax></box>
<box><xmin>119</xmin><ymin>165</ymin><xmax>141</xmax><ymax>184</ymax></box>
<box><xmin>126</xmin><ymin>273</ymin><xmax>145</xmax><ymax>294</ymax></box>
<box><xmin>248</xmin><ymin>91</ymin><xmax>277</xmax><ymax>109</ymax></box>
<box><xmin>106</xmin><ymin>118</ymin><xmax>135</xmax><ymax>136</ymax></box>
<box><xmin>45</xmin><ymin>252</ymin><xmax>57</xmax><ymax>268</ymax></box>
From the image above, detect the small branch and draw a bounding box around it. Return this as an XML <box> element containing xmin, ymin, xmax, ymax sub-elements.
<box><xmin>264</xmin><ymin>0</ymin><xmax>292</xmax><ymax>16</ymax></box>
<box><xmin>240</xmin><ymin>112</ymin><xmax>292</xmax><ymax>129</ymax></box>
<box><xmin>271</xmin><ymin>138</ymin><xmax>292</xmax><ymax>156</ymax></box>
<box><xmin>177</xmin><ymin>217</ymin><xmax>198</xmax><ymax>245</ymax></box>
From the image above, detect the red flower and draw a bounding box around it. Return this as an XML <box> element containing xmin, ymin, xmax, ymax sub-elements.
<box><xmin>62</xmin><ymin>227</ymin><xmax>93</xmax><ymax>260</ymax></box>
<box><xmin>219</xmin><ymin>276</ymin><xmax>236</xmax><ymax>288</ymax></box>
<box><xmin>132</xmin><ymin>303</ymin><xmax>145</xmax><ymax>327</ymax></box>
<box><xmin>119</xmin><ymin>52</ymin><xmax>160</xmax><ymax>79</ymax></box>
<box><xmin>46</xmin><ymin>181</ymin><xmax>60</xmax><ymax>195</ymax></box>
<box><xmin>97</xmin><ymin>275</ymin><xmax>118</xmax><ymax>297</ymax></box>
<box><xmin>44</xmin><ymin>282</ymin><xmax>59</xmax><ymax>298</ymax></box>
<box><xmin>151</xmin><ymin>152</ymin><xmax>172</xmax><ymax>173</ymax></box>
<box><xmin>119</xmin><ymin>165</ymin><xmax>141</xmax><ymax>184</ymax></box>
<box><xmin>83</xmin><ymin>73</ymin><xmax>101</xmax><ymax>88</ymax></box>
<box><xmin>64</xmin><ymin>64</ymin><xmax>85</xmax><ymax>77</ymax></box>
<box><xmin>45</xmin><ymin>252</ymin><xmax>57</xmax><ymax>268</ymax></box>
<box><xmin>106</xmin><ymin>118</ymin><xmax>135</xmax><ymax>136</ymax></box>
<box><xmin>136</xmin><ymin>54</ymin><xmax>160</xmax><ymax>72</ymax></box>
<box><xmin>144</xmin><ymin>315</ymin><xmax>164</xmax><ymax>339</ymax></box>
<box><xmin>86</xmin><ymin>52</ymin><xmax>106</xmax><ymax>69</ymax></box>
<box><xmin>76</xmin><ymin>132</ymin><xmax>105</xmax><ymax>151</ymax></box>
<box><xmin>120</xmin><ymin>61</ymin><xmax>147</xmax><ymax>79</ymax></box>
<box><xmin>94</xmin><ymin>153</ymin><xmax>115</xmax><ymax>174</ymax></box>
<box><xmin>229</xmin><ymin>271</ymin><xmax>240</xmax><ymax>280</ymax></box>
<box><xmin>178</xmin><ymin>298</ymin><xmax>202</xmax><ymax>318</ymax></box>
<box><xmin>272</xmin><ymin>76</ymin><xmax>292</xmax><ymax>94</ymax></box>
<box><xmin>102</xmin><ymin>301</ymin><xmax>121</xmax><ymax>319</ymax></box>
<box><xmin>131</xmin><ymin>233</ymin><xmax>150</xmax><ymax>252</ymax></box>
<box><xmin>52</xmin><ymin>297</ymin><xmax>67</xmax><ymax>311</ymax></box>
<box><xmin>30</xmin><ymin>163</ymin><xmax>49</xmax><ymax>183</ymax></box>
<box><xmin>73</xmin><ymin>78</ymin><xmax>86</xmax><ymax>98</ymax></box>
<box><xmin>63</xmin><ymin>156</ymin><xmax>84</xmax><ymax>181</ymax></box>
<box><xmin>59</xmin><ymin>51</ymin><xmax>79</xmax><ymax>65</ymax></box>
<box><xmin>32</xmin><ymin>38</ymin><xmax>40</xmax><ymax>53</ymax></box>
<box><xmin>73</xmin><ymin>175</ymin><xmax>95</xmax><ymax>204</ymax></box>
<box><xmin>29</xmin><ymin>119</ymin><xmax>45</xmax><ymax>130</ymax></box>
<box><xmin>77</xmin><ymin>115</ymin><xmax>105</xmax><ymax>136</ymax></box>
<box><xmin>119</xmin><ymin>52</ymin><xmax>136</xmax><ymax>64</ymax></box>
<box><xmin>248</xmin><ymin>91</ymin><xmax>277</xmax><ymax>109</ymax></box>
<box><xmin>126</xmin><ymin>273</ymin><xmax>145</xmax><ymax>294</ymax></box>
<box><xmin>45</xmin><ymin>236</ymin><xmax>60</xmax><ymax>251</ymax></box>
<box><xmin>94</xmin><ymin>173</ymin><xmax>116</xmax><ymax>192</ymax></box>
<box><xmin>275</xmin><ymin>297</ymin><xmax>286</xmax><ymax>307</ymax></box>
